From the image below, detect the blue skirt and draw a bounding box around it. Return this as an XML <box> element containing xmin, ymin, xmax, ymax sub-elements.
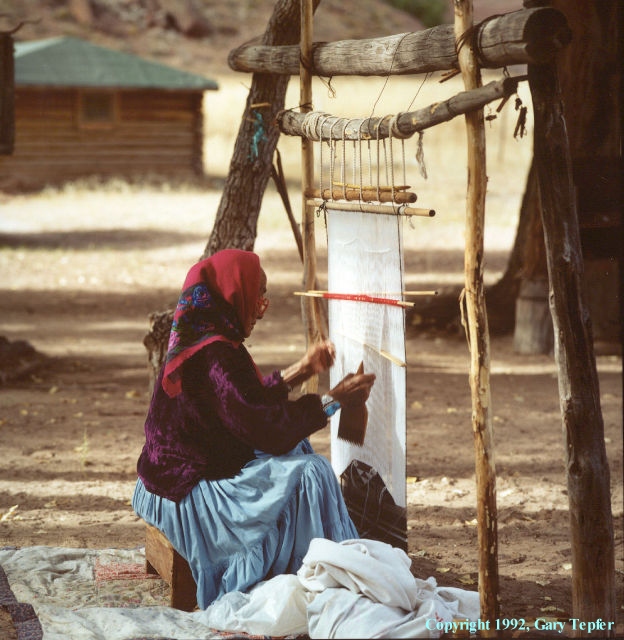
<box><xmin>132</xmin><ymin>440</ymin><xmax>358</xmax><ymax>609</ymax></box>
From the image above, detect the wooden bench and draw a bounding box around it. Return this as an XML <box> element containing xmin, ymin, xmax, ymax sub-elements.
<box><xmin>145</xmin><ymin>523</ymin><xmax>197</xmax><ymax>611</ymax></box>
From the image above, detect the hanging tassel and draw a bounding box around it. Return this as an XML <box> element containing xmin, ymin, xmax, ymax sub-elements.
<box><xmin>416</xmin><ymin>131</ymin><xmax>428</xmax><ymax>179</ymax></box>
<box><xmin>248</xmin><ymin>111</ymin><xmax>267</xmax><ymax>160</ymax></box>
<box><xmin>513</xmin><ymin>97</ymin><xmax>528</xmax><ymax>140</ymax></box>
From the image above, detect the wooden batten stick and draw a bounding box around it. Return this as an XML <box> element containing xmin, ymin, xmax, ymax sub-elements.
<box><xmin>401</xmin><ymin>206</ymin><xmax>436</xmax><ymax>217</ymax></box>
<box><xmin>455</xmin><ymin>0</ymin><xmax>499</xmax><ymax>632</ymax></box>
<box><xmin>376</xmin><ymin>349</ymin><xmax>406</xmax><ymax>368</ymax></box>
<box><xmin>307</xmin><ymin>198</ymin><xmax>434</xmax><ymax>217</ymax></box>
<box><xmin>299</xmin><ymin>0</ymin><xmax>322</xmax><ymax>393</ymax></box>
<box><xmin>334</xmin><ymin>332</ymin><xmax>407</xmax><ymax>368</ymax></box>
<box><xmin>306</xmin><ymin>187</ymin><xmax>416</xmax><ymax>204</ymax></box>
<box><xmin>332</xmin><ymin>181</ymin><xmax>411</xmax><ymax>191</ymax></box>
<box><xmin>308</xmin><ymin>289</ymin><xmax>438</xmax><ymax>297</ymax></box>
<box><xmin>294</xmin><ymin>290</ymin><xmax>416</xmax><ymax>308</ymax></box>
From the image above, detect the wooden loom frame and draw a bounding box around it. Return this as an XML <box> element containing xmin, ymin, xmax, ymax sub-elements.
<box><xmin>228</xmin><ymin>0</ymin><xmax>615</xmax><ymax>633</ymax></box>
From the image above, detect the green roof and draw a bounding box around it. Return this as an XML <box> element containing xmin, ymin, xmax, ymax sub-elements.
<box><xmin>14</xmin><ymin>36</ymin><xmax>218</xmax><ymax>90</ymax></box>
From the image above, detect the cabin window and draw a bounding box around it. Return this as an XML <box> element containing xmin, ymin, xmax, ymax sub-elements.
<box><xmin>78</xmin><ymin>91</ymin><xmax>116</xmax><ymax>128</ymax></box>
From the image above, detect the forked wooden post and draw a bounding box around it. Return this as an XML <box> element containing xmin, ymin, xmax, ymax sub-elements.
<box><xmin>526</xmin><ymin>54</ymin><xmax>616</xmax><ymax>635</ymax></box>
<box><xmin>454</xmin><ymin>0</ymin><xmax>500</xmax><ymax>632</ymax></box>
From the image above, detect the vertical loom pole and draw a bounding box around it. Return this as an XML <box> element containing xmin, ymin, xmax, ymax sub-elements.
<box><xmin>454</xmin><ymin>0</ymin><xmax>500</xmax><ymax>632</ymax></box>
<box><xmin>300</xmin><ymin>0</ymin><xmax>321</xmax><ymax>392</ymax></box>
<box><xmin>527</xmin><ymin>56</ymin><xmax>616</xmax><ymax>633</ymax></box>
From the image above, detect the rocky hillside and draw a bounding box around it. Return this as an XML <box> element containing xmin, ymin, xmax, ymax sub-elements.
<box><xmin>4</xmin><ymin>0</ymin><xmax>522</xmax><ymax>77</ymax></box>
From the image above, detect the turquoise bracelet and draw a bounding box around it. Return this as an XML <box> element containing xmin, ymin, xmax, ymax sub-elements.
<box><xmin>322</xmin><ymin>395</ymin><xmax>341</xmax><ymax>417</ymax></box>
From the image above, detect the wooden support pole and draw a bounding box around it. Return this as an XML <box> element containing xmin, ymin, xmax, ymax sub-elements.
<box><xmin>229</xmin><ymin>7</ymin><xmax>571</xmax><ymax>76</ymax></box>
<box><xmin>454</xmin><ymin>1</ymin><xmax>499</xmax><ymax>633</ymax></box>
<box><xmin>300</xmin><ymin>0</ymin><xmax>323</xmax><ymax>393</ymax></box>
<box><xmin>527</xmin><ymin>57</ymin><xmax>616</xmax><ymax>635</ymax></box>
<box><xmin>278</xmin><ymin>76</ymin><xmax>524</xmax><ymax>141</ymax></box>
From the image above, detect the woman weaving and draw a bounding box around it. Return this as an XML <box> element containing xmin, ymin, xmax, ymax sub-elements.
<box><xmin>132</xmin><ymin>248</ymin><xmax>375</xmax><ymax>608</ymax></box>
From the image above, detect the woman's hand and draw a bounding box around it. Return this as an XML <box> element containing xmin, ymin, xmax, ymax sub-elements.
<box><xmin>281</xmin><ymin>339</ymin><xmax>336</xmax><ymax>388</ymax></box>
<box><xmin>329</xmin><ymin>370</ymin><xmax>376</xmax><ymax>406</ymax></box>
<box><xmin>301</xmin><ymin>339</ymin><xmax>336</xmax><ymax>375</ymax></box>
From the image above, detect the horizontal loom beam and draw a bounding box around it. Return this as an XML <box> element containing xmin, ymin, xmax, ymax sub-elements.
<box><xmin>278</xmin><ymin>75</ymin><xmax>525</xmax><ymax>141</ymax></box>
<box><xmin>307</xmin><ymin>198</ymin><xmax>435</xmax><ymax>217</ymax></box>
<box><xmin>229</xmin><ymin>8</ymin><xmax>571</xmax><ymax>77</ymax></box>
<box><xmin>306</xmin><ymin>187</ymin><xmax>416</xmax><ymax>204</ymax></box>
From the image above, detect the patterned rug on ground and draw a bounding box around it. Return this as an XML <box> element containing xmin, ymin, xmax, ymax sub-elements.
<box><xmin>0</xmin><ymin>546</ymin><xmax>302</xmax><ymax>640</ymax></box>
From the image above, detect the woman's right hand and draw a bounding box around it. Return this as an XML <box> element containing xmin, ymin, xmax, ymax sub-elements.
<box><xmin>329</xmin><ymin>371</ymin><xmax>376</xmax><ymax>406</ymax></box>
<box><xmin>281</xmin><ymin>339</ymin><xmax>336</xmax><ymax>389</ymax></box>
<box><xmin>302</xmin><ymin>339</ymin><xmax>336</xmax><ymax>375</ymax></box>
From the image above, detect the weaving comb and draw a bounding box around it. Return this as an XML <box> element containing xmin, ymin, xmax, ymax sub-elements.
<box><xmin>337</xmin><ymin>361</ymin><xmax>368</xmax><ymax>446</ymax></box>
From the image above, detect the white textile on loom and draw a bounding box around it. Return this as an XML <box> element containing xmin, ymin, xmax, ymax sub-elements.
<box><xmin>326</xmin><ymin>207</ymin><xmax>407</xmax><ymax>506</ymax></box>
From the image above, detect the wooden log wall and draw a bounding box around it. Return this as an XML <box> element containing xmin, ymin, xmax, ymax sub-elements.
<box><xmin>0</xmin><ymin>88</ymin><xmax>204</xmax><ymax>189</ymax></box>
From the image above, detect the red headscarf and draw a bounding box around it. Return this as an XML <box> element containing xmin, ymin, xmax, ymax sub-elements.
<box><xmin>162</xmin><ymin>249</ymin><xmax>262</xmax><ymax>397</ymax></box>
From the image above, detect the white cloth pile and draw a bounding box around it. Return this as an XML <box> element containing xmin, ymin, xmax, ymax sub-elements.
<box><xmin>202</xmin><ymin>537</ymin><xmax>480</xmax><ymax>638</ymax></box>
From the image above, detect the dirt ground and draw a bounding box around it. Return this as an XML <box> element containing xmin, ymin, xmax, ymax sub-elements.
<box><xmin>0</xmin><ymin>189</ymin><xmax>622</xmax><ymax>636</ymax></box>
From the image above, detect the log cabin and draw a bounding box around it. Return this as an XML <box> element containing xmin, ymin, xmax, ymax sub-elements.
<box><xmin>0</xmin><ymin>36</ymin><xmax>218</xmax><ymax>190</ymax></box>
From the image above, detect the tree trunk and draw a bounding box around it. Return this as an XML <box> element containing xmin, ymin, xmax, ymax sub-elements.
<box><xmin>550</xmin><ymin>0</ymin><xmax>622</xmax><ymax>347</ymax></box>
<box><xmin>484</xmin><ymin>160</ymin><xmax>538</xmax><ymax>337</ymax></box>
<box><xmin>551</xmin><ymin>1</ymin><xmax>620</xmax><ymax>155</ymax></box>
<box><xmin>0</xmin><ymin>33</ymin><xmax>15</xmax><ymax>156</ymax></box>
<box><xmin>144</xmin><ymin>0</ymin><xmax>322</xmax><ymax>386</ymax></box>
<box><xmin>509</xmin><ymin>160</ymin><xmax>552</xmax><ymax>353</ymax></box>
<box><xmin>507</xmin><ymin>0</ymin><xmax>621</xmax><ymax>353</ymax></box>
<box><xmin>203</xmin><ymin>0</ymin><xmax>321</xmax><ymax>257</ymax></box>
<box><xmin>517</xmin><ymin>0</ymin><xmax>622</xmax><ymax>350</ymax></box>
<box><xmin>407</xmin><ymin>160</ymin><xmax>542</xmax><ymax>338</ymax></box>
